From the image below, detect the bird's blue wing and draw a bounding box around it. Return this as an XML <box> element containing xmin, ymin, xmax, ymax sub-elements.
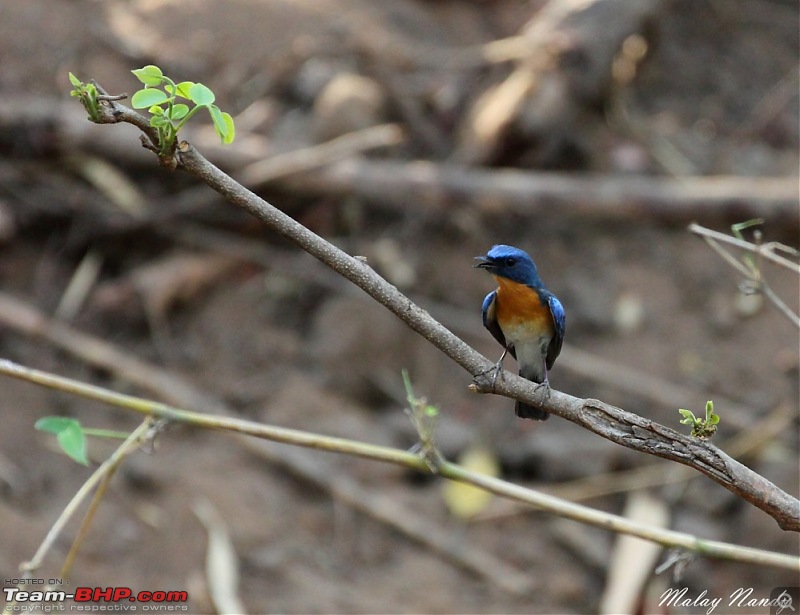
<box><xmin>544</xmin><ymin>292</ymin><xmax>565</xmax><ymax>369</ymax></box>
<box><xmin>482</xmin><ymin>290</ymin><xmax>515</xmax><ymax>358</ymax></box>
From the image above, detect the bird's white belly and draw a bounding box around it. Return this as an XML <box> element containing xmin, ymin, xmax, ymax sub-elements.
<box><xmin>501</xmin><ymin>321</ymin><xmax>551</xmax><ymax>348</ymax></box>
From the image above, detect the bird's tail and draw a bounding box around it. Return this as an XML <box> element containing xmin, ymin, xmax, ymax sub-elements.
<box><xmin>515</xmin><ymin>401</ymin><xmax>549</xmax><ymax>421</ymax></box>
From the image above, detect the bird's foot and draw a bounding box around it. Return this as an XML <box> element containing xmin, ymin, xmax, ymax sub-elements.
<box><xmin>476</xmin><ymin>348</ymin><xmax>509</xmax><ymax>393</ymax></box>
<box><xmin>476</xmin><ymin>361</ymin><xmax>504</xmax><ymax>392</ymax></box>
<box><xmin>534</xmin><ymin>379</ymin><xmax>552</xmax><ymax>399</ymax></box>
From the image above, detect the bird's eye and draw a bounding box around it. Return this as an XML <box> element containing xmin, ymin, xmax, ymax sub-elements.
<box><xmin>506</xmin><ymin>257</ymin><xmax>516</xmax><ymax>266</ymax></box>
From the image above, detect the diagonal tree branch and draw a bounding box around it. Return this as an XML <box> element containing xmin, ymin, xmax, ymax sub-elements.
<box><xmin>77</xmin><ymin>91</ymin><xmax>800</xmax><ymax>532</ymax></box>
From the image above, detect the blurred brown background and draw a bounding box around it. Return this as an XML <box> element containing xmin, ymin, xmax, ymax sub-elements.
<box><xmin>0</xmin><ymin>0</ymin><xmax>798</xmax><ymax>613</ymax></box>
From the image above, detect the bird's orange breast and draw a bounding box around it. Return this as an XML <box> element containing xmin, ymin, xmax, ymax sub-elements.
<box><xmin>494</xmin><ymin>276</ymin><xmax>554</xmax><ymax>335</ymax></box>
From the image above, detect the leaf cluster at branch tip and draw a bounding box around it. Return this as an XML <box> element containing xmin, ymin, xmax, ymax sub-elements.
<box><xmin>129</xmin><ymin>65</ymin><xmax>235</xmax><ymax>154</ymax></box>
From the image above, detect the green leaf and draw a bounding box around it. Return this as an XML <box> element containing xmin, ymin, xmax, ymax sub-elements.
<box><xmin>208</xmin><ymin>106</ymin><xmax>234</xmax><ymax>144</ymax></box>
<box><xmin>219</xmin><ymin>111</ymin><xmax>235</xmax><ymax>144</ymax></box>
<box><xmin>131</xmin><ymin>88</ymin><xmax>169</xmax><ymax>109</ymax></box>
<box><xmin>57</xmin><ymin>422</ymin><xmax>89</xmax><ymax>466</ymax></box>
<box><xmin>35</xmin><ymin>416</ymin><xmax>78</xmax><ymax>434</ymax></box>
<box><xmin>208</xmin><ymin>104</ymin><xmax>225</xmax><ymax>132</ymax></box>
<box><xmin>35</xmin><ymin>416</ymin><xmax>89</xmax><ymax>465</ymax></box>
<box><xmin>170</xmin><ymin>81</ymin><xmax>195</xmax><ymax>99</ymax></box>
<box><xmin>188</xmin><ymin>82</ymin><xmax>215</xmax><ymax>106</ymax></box>
<box><xmin>68</xmin><ymin>72</ymin><xmax>82</xmax><ymax>88</ymax></box>
<box><xmin>132</xmin><ymin>65</ymin><xmax>164</xmax><ymax>87</ymax></box>
<box><xmin>169</xmin><ymin>103</ymin><xmax>190</xmax><ymax>120</ymax></box>
<box><xmin>149</xmin><ymin>105</ymin><xmax>165</xmax><ymax>116</ymax></box>
<box><xmin>707</xmin><ymin>414</ymin><xmax>720</xmax><ymax>425</ymax></box>
<box><xmin>678</xmin><ymin>409</ymin><xmax>695</xmax><ymax>421</ymax></box>
<box><xmin>150</xmin><ymin>115</ymin><xmax>170</xmax><ymax>128</ymax></box>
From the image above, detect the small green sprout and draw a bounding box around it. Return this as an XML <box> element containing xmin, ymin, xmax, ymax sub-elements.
<box><xmin>678</xmin><ymin>400</ymin><xmax>720</xmax><ymax>440</ymax></box>
<box><xmin>402</xmin><ymin>369</ymin><xmax>441</xmax><ymax>469</ymax></box>
<box><xmin>68</xmin><ymin>72</ymin><xmax>101</xmax><ymax>121</ymax></box>
<box><xmin>130</xmin><ymin>65</ymin><xmax>235</xmax><ymax>155</ymax></box>
<box><xmin>731</xmin><ymin>218</ymin><xmax>764</xmax><ymax>283</ymax></box>
<box><xmin>35</xmin><ymin>416</ymin><xmax>129</xmax><ymax>466</ymax></box>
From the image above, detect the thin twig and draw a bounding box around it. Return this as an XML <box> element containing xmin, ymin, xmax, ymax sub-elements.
<box><xmin>59</xmin><ymin>454</ymin><xmax>120</xmax><ymax>579</ymax></box>
<box><xmin>689</xmin><ymin>223</ymin><xmax>800</xmax><ymax>273</ymax></box>
<box><xmin>96</xmin><ymin>93</ymin><xmax>128</xmax><ymax>103</ymax></box>
<box><xmin>0</xmin><ymin>359</ymin><xmax>796</xmax><ymax>572</ymax></box>
<box><xmin>761</xmin><ymin>279</ymin><xmax>800</xmax><ymax>328</ymax></box>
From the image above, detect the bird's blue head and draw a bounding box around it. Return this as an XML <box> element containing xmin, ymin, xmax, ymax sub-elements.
<box><xmin>474</xmin><ymin>244</ymin><xmax>541</xmax><ymax>285</ymax></box>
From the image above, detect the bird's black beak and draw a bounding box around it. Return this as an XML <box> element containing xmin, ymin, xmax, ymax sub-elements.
<box><xmin>473</xmin><ymin>256</ymin><xmax>493</xmax><ymax>270</ymax></box>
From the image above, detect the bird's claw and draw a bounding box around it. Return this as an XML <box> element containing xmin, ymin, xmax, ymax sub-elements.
<box><xmin>476</xmin><ymin>347</ymin><xmax>509</xmax><ymax>393</ymax></box>
<box><xmin>476</xmin><ymin>362</ymin><xmax>504</xmax><ymax>393</ymax></box>
<box><xmin>534</xmin><ymin>380</ymin><xmax>552</xmax><ymax>399</ymax></box>
<box><xmin>489</xmin><ymin>362</ymin><xmax>504</xmax><ymax>392</ymax></box>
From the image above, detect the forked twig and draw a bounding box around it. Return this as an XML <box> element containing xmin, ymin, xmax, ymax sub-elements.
<box><xmin>689</xmin><ymin>222</ymin><xmax>800</xmax><ymax>328</ymax></box>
